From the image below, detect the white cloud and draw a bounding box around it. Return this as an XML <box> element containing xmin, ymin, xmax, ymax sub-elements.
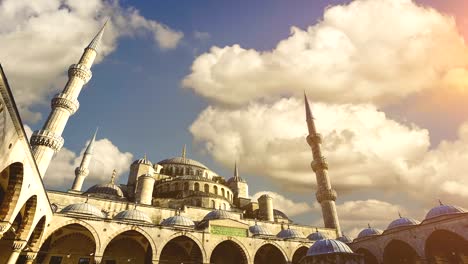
<box><xmin>182</xmin><ymin>0</ymin><xmax>468</xmax><ymax>106</ymax></box>
<box><xmin>252</xmin><ymin>191</ymin><xmax>313</xmax><ymax>217</ymax></box>
<box><xmin>45</xmin><ymin>138</ymin><xmax>133</xmax><ymax>190</ymax></box>
<box><xmin>0</xmin><ymin>0</ymin><xmax>183</xmax><ymax>122</ymax></box>
<box><xmin>190</xmin><ymin>97</ymin><xmax>429</xmax><ymax>193</ymax></box>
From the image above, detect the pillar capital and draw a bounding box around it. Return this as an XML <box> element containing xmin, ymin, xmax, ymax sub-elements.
<box><xmin>12</xmin><ymin>239</ymin><xmax>27</xmax><ymax>252</ymax></box>
<box><xmin>94</xmin><ymin>255</ymin><xmax>103</xmax><ymax>264</ymax></box>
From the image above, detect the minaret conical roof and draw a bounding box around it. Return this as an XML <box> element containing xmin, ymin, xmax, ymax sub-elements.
<box><xmin>87</xmin><ymin>19</ymin><xmax>108</xmax><ymax>53</ymax></box>
<box><xmin>84</xmin><ymin>128</ymin><xmax>98</xmax><ymax>155</ymax></box>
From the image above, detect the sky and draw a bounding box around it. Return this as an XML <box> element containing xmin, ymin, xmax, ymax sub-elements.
<box><xmin>2</xmin><ymin>0</ymin><xmax>468</xmax><ymax>237</ymax></box>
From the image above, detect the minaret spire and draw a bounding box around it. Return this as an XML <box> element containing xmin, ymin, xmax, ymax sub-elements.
<box><xmin>233</xmin><ymin>161</ymin><xmax>240</xmax><ymax>181</ymax></box>
<box><xmin>182</xmin><ymin>144</ymin><xmax>187</xmax><ymax>159</ymax></box>
<box><xmin>304</xmin><ymin>93</ymin><xmax>341</xmax><ymax>236</ymax></box>
<box><xmin>70</xmin><ymin>129</ymin><xmax>98</xmax><ymax>192</ymax></box>
<box><xmin>30</xmin><ymin>20</ymin><xmax>108</xmax><ymax>177</ymax></box>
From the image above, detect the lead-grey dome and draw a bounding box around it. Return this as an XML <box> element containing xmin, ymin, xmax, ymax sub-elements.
<box><xmin>203</xmin><ymin>209</ymin><xmax>234</xmax><ymax>221</ymax></box>
<box><xmin>307</xmin><ymin>230</ymin><xmax>330</xmax><ymax>241</ymax></box>
<box><xmin>61</xmin><ymin>203</ymin><xmax>105</xmax><ymax>218</ymax></box>
<box><xmin>425</xmin><ymin>204</ymin><xmax>465</xmax><ymax>221</ymax></box>
<box><xmin>306</xmin><ymin>239</ymin><xmax>354</xmax><ymax>256</ymax></box>
<box><xmin>158</xmin><ymin>157</ymin><xmax>208</xmax><ymax>169</ymax></box>
<box><xmin>386</xmin><ymin>217</ymin><xmax>420</xmax><ymax>231</ymax></box>
<box><xmin>86</xmin><ymin>183</ymin><xmax>124</xmax><ymax>198</ymax></box>
<box><xmin>161</xmin><ymin>215</ymin><xmax>195</xmax><ymax>227</ymax></box>
<box><xmin>276</xmin><ymin>228</ymin><xmax>305</xmax><ymax>239</ymax></box>
<box><xmin>357</xmin><ymin>226</ymin><xmax>382</xmax><ymax>239</ymax></box>
<box><xmin>337</xmin><ymin>234</ymin><xmax>353</xmax><ymax>244</ymax></box>
<box><xmin>114</xmin><ymin>209</ymin><xmax>152</xmax><ymax>223</ymax></box>
<box><xmin>249</xmin><ymin>224</ymin><xmax>272</xmax><ymax>236</ymax></box>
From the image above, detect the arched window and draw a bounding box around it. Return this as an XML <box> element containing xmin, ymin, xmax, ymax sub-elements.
<box><xmin>184</xmin><ymin>182</ymin><xmax>189</xmax><ymax>191</ymax></box>
<box><xmin>221</xmin><ymin>188</ymin><xmax>225</xmax><ymax>197</ymax></box>
<box><xmin>214</xmin><ymin>186</ymin><xmax>218</xmax><ymax>195</ymax></box>
<box><xmin>194</xmin><ymin>182</ymin><xmax>200</xmax><ymax>192</ymax></box>
<box><xmin>211</xmin><ymin>200</ymin><xmax>216</xmax><ymax>209</ymax></box>
<box><xmin>204</xmin><ymin>184</ymin><xmax>209</xmax><ymax>193</ymax></box>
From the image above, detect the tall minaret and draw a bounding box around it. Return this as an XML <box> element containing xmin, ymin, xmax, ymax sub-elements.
<box><xmin>70</xmin><ymin>129</ymin><xmax>98</xmax><ymax>192</ymax></box>
<box><xmin>30</xmin><ymin>21</ymin><xmax>108</xmax><ymax>177</ymax></box>
<box><xmin>304</xmin><ymin>93</ymin><xmax>341</xmax><ymax>236</ymax></box>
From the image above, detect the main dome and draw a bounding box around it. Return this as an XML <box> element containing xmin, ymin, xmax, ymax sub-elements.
<box><xmin>425</xmin><ymin>204</ymin><xmax>465</xmax><ymax>221</ymax></box>
<box><xmin>114</xmin><ymin>209</ymin><xmax>152</xmax><ymax>223</ymax></box>
<box><xmin>158</xmin><ymin>156</ymin><xmax>208</xmax><ymax>169</ymax></box>
<box><xmin>386</xmin><ymin>217</ymin><xmax>420</xmax><ymax>231</ymax></box>
<box><xmin>86</xmin><ymin>183</ymin><xmax>124</xmax><ymax>198</ymax></box>
<box><xmin>161</xmin><ymin>215</ymin><xmax>195</xmax><ymax>227</ymax></box>
<box><xmin>61</xmin><ymin>203</ymin><xmax>105</xmax><ymax>218</ymax></box>
<box><xmin>306</xmin><ymin>239</ymin><xmax>354</xmax><ymax>256</ymax></box>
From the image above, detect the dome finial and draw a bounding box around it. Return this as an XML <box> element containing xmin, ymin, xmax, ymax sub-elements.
<box><xmin>110</xmin><ymin>169</ymin><xmax>116</xmax><ymax>184</ymax></box>
<box><xmin>438</xmin><ymin>199</ymin><xmax>444</xmax><ymax>206</ymax></box>
<box><xmin>398</xmin><ymin>211</ymin><xmax>402</xmax><ymax>218</ymax></box>
<box><xmin>182</xmin><ymin>144</ymin><xmax>187</xmax><ymax>160</ymax></box>
<box><xmin>368</xmin><ymin>223</ymin><xmax>371</xmax><ymax>228</ymax></box>
<box><xmin>134</xmin><ymin>202</ymin><xmax>138</xmax><ymax>210</ymax></box>
<box><xmin>86</xmin><ymin>194</ymin><xmax>90</xmax><ymax>203</ymax></box>
<box><xmin>315</xmin><ymin>227</ymin><xmax>319</xmax><ymax>233</ymax></box>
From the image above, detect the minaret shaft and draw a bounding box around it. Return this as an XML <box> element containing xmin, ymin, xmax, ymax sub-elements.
<box><xmin>30</xmin><ymin>22</ymin><xmax>106</xmax><ymax>177</ymax></box>
<box><xmin>304</xmin><ymin>94</ymin><xmax>341</xmax><ymax>236</ymax></box>
<box><xmin>71</xmin><ymin>129</ymin><xmax>97</xmax><ymax>192</ymax></box>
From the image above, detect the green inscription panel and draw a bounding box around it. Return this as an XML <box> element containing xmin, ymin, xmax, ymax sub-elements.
<box><xmin>211</xmin><ymin>225</ymin><xmax>248</xmax><ymax>237</ymax></box>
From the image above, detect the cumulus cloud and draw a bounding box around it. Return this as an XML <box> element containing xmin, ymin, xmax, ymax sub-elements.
<box><xmin>252</xmin><ymin>191</ymin><xmax>313</xmax><ymax>217</ymax></box>
<box><xmin>45</xmin><ymin>138</ymin><xmax>133</xmax><ymax>190</ymax></box>
<box><xmin>191</xmin><ymin>97</ymin><xmax>429</xmax><ymax>193</ymax></box>
<box><xmin>0</xmin><ymin>0</ymin><xmax>183</xmax><ymax>122</ymax></box>
<box><xmin>182</xmin><ymin>0</ymin><xmax>468</xmax><ymax>106</ymax></box>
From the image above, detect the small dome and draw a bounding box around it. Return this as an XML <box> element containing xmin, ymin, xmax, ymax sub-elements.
<box><xmin>61</xmin><ymin>203</ymin><xmax>104</xmax><ymax>218</ymax></box>
<box><xmin>386</xmin><ymin>217</ymin><xmax>420</xmax><ymax>231</ymax></box>
<box><xmin>133</xmin><ymin>156</ymin><xmax>152</xmax><ymax>166</ymax></box>
<box><xmin>86</xmin><ymin>183</ymin><xmax>124</xmax><ymax>198</ymax></box>
<box><xmin>306</xmin><ymin>239</ymin><xmax>354</xmax><ymax>256</ymax></box>
<box><xmin>337</xmin><ymin>234</ymin><xmax>353</xmax><ymax>244</ymax></box>
<box><xmin>276</xmin><ymin>228</ymin><xmax>305</xmax><ymax>239</ymax></box>
<box><xmin>307</xmin><ymin>230</ymin><xmax>330</xmax><ymax>241</ymax></box>
<box><xmin>114</xmin><ymin>209</ymin><xmax>152</xmax><ymax>223</ymax></box>
<box><xmin>161</xmin><ymin>215</ymin><xmax>195</xmax><ymax>227</ymax></box>
<box><xmin>249</xmin><ymin>224</ymin><xmax>272</xmax><ymax>236</ymax></box>
<box><xmin>425</xmin><ymin>204</ymin><xmax>465</xmax><ymax>220</ymax></box>
<box><xmin>357</xmin><ymin>226</ymin><xmax>382</xmax><ymax>239</ymax></box>
<box><xmin>203</xmin><ymin>209</ymin><xmax>234</xmax><ymax>221</ymax></box>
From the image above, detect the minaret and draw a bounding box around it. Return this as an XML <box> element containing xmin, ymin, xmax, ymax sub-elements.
<box><xmin>70</xmin><ymin>128</ymin><xmax>98</xmax><ymax>192</ymax></box>
<box><xmin>30</xmin><ymin>20</ymin><xmax>108</xmax><ymax>177</ymax></box>
<box><xmin>233</xmin><ymin>161</ymin><xmax>240</xmax><ymax>181</ymax></box>
<box><xmin>304</xmin><ymin>93</ymin><xmax>341</xmax><ymax>236</ymax></box>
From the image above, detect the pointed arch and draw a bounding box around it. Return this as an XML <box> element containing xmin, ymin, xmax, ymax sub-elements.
<box><xmin>26</xmin><ymin>215</ymin><xmax>47</xmax><ymax>251</ymax></box>
<box><xmin>159</xmin><ymin>234</ymin><xmax>206</xmax><ymax>263</ymax></box>
<box><xmin>383</xmin><ymin>239</ymin><xmax>420</xmax><ymax>264</ymax></box>
<box><xmin>0</xmin><ymin>162</ymin><xmax>24</xmax><ymax>223</ymax></box>
<box><xmin>292</xmin><ymin>246</ymin><xmax>308</xmax><ymax>264</ymax></box>
<box><xmin>356</xmin><ymin>248</ymin><xmax>378</xmax><ymax>264</ymax></box>
<box><xmin>15</xmin><ymin>195</ymin><xmax>37</xmax><ymax>240</ymax></box>
<box><xmin>210</xmin><ymin>238</ymin><xmax>250</xmax><ymax>264</ymax></box>
<box><xmin>425</xmin><ymin>229</ymin><xmax>468</xmax><ymax>263</ymax></box>
<box><xmin>100</xmin><ymin>226</ymin><xmax>156</xmax><ymax>258</ymax></box>
<box><xmin>254</xmin><ymin>242</ymin><xmax>288</xmax><ymax>264</ymax></box>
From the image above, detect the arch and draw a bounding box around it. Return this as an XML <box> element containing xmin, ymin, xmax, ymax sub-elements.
<box><xmin>101</xmin><ymin>226</ymin><xmax>157</xmax><ymax>259</ymax></box>
<box><xmin>221</xmin><ymin>188</ymin><xmax>225</xmax><ymax>197</ymax></box>
<box><xmin>102</xmin><ymin>230</ymin><xmax>154</xmax><ymax>263</ymax></box>
<box><xmin>41</xmin><ymin>219</ymin><xmax>101</xmax><ymax>253</ymax></box>
<box><xmin>254</xmin><ymin>243</ymin><xmax>287</xmax><ymax>264</ymax></box>
<box><xmin>15</xmin><ymin>195</ymin><xmax>38</xmax><ymax>240</ymax></box>
<box><xmin>211</xmin><ymin>200</ymin><xmax>216</xmax><ymax>209</ymax></box>
<box><xmin>36</xmin><ymin>223</ymin><xmax>97</xmax><ymax>264</ymax></box>
<box><xmin>213</xmin><ymin>185</ymin><xmax>218</xmax><ymax>195</ymax></box>
<box><xmin>159</xmin><ymin>235</ymin><xmax>204</xmax><ymax>264</ymax></box>
<box><xmin>27</xmin><ymin>215</ymin><xmax>47</xmax><ymax>250</ymax></box>
<box><xmin>292</xmin><ymin>246</ymin><xmax>308</xmax><ymax>264</ymax></box>
<box><xmin>425</xmin><ymin>229</ymin><xmax>468</xmax><ymax>263</ymax></box>
<box><xmin>184</xmin><ymin>182</ymin><xmax>189</xmax><ymax>191</ymax></box>
<box><xmin>194</xmin><ymin>182</ymin><xmax>200</xmax><ymax>192</ymax></box>
<box><xmin>210</xmin><ymin>239</ymin><xmax>249</xmax><ymax>264</ymax></box>
<box><xmin>0</xmin><ymin>162</ymin><xmax>24</xmax><ymax>222</ymax></box>
<box><xmin>383</xmin><ymin>239</ymin><xmax>420</xmax><ymax>264</ymax></box>
<box><xmin>204</xmin><ymin>184</ymin><xmax>209</xmax><ymax>193</ymax></box>
<box><xmin>356</xmin><ymin>248</ymin><xmax>378</xmax><ymax>264</ymax></box>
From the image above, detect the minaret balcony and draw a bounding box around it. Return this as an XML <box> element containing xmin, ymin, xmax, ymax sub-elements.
<box><xmin>68</xmin><ymin>63</ymin><xmax>92</xmax><ymax>83</ymax></box>
<box><xmin>75</xmin><ymin>167</ymin><xmax>89</xmax><ymax>177</ymax></box>
<box><xmin>306</xmin><ymin>133</ymin><xmax>322</xmax><ymax>145</ymax></box>
<box><xmin>30</xmin><ymin>129</ymin><xmax>64</xmax><ymax>152</ymax></box>
<box><xmin>311</xmin><ymin>156</ymin><xmax>328</xmax><ymax>172</ymax></box>
<box><xmin>316</xmin><ymin>188</ymin><xmax>337</xmax><ymax>203</ymax></box>
<box><xmin>51</xmin><ymin>93</ymin><xmax>79</xmax><ymax>114</ymax></box>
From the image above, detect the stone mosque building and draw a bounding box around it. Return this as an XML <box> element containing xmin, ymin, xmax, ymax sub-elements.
<box><xmin>0</xmin><ymin>21</ymin><xmax>467</xmax><ymax>264</ymax></box>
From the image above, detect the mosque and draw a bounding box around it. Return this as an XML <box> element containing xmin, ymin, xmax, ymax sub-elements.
<box><xmin>0</xmin><ymin>21</ymin><xmax>467</xmax><ymax>264</ymax></box>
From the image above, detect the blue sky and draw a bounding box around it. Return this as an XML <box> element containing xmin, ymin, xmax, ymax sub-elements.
<box><xmin>4</xmin><ymin>0</ymin><xmax>468</xmax><ymax>235</ymax></box>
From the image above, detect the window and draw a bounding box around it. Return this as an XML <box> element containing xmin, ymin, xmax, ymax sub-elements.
<box><xmin>211</xmin><ymin>200</ymin><xmax>216</xmax><ymax>209</ymax></box>
<box><xmin>221</xmin><ymin>188</ymin><xmax>225</xmax><ymax>197</ymax></box>
<box><xmin>204</xmin><ymin>184</ymin><xmax>209</xmax><ymax>193</ymax></box>
<box><xmin>194</xmin><ymin>182</ymin><xmax>200</xmax><ymax>191</ymax></box>
<box><xmin>49</xmin><ymin>256</ymin><xmax>63</xmax><ymax>264</ymax></box>
<box><xmin>214</xmin><ymin>186</ymin><xmax>218</xmax><ymax>195</ymax></box>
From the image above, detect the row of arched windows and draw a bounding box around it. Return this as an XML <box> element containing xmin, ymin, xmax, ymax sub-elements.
<box><xmin>156</xmin><ymin>181</ymin><xmax>233</xmax><ymax>202</ymax></box>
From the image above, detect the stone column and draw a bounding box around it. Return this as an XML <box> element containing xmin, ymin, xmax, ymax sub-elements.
<box><xmin>94</xmin><ymin>255</ymin><xmax>103</xmax><ymax>264</ymax></box>
<box><xmin>6</xmin><ymin>240</ymin><xmax>27</xmax><ymax>264</ymax></box>
<box><xmin>25</xmin><ymin>252</ymin><xmax>38</xmax><ymax>264</ymax></box>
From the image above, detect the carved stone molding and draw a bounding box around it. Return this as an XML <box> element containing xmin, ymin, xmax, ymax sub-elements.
<box><xmin>68</xmin><ymin>63</ymin><xmax>92</xmax><ymax>83</ymax></box>
<box><xmin>51</xmin><ymin>93</ymin><xmax>79</xmax><ymax>114</ymax></box>
<box><xmin>30</xmin><ymin>129</ymin><xmax>64</xmax><ymax>152</ymax></box>
<box><xmin>316</xmin><ymin>188</ymin><xmax>338</xmax><ymax>203</ymax></box>
<box><xmin>311</xmin><ymin>156</ymin><xmax>329</xmax><ymax>172</ymax></box>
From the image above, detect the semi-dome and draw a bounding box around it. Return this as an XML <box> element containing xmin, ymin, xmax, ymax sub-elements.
<box><xmin>276</xmin><ymin>228</ymin><xmax>305</xmax><ymax>239</ymax></box>
<box><xmin>307</xmin><ymin>230</ymin><xmax>330</xmax><ymax>241</ymax></box>
<box><xmin>61</xmin><ymin>203</ymin><xmax>105</xmax><ymax>218</ymax></box>
<box><xmin>386</xmin><ymin>217</ymin><xmax>420</xmax><ymax>231</ymax></box>
<box><xmin>425</xmin><ymin>203</ymin><xmax>465</xmax><ymax>221</ymax></box>
<box><xmin>114</xmin><ymin>209</ymin><xmax>152</xmax><ymax>223</ymax></box>
<box><xmin>306</xmin><ymin>239</ymin><xmax>354</xmax><ymax>256</ymax></box>
<box><xmin>161</xmin><ymin>215</ymin><xmax>195</xmax><ymax>227</ymax></box>
<box><xmin>86</xmin><ymin>183</ymin><xmax>124</xmax><ymax>198</ymax></box>
<box><xmin>158</xmin><ymin>156</ymin><xmax>208</xmax><ymax>169</ymax></box>
<box><xmin>203</xmin><ymin>209</ymin><xmax>234</xmax><ymax>221</ymax></box>
<box><xmin>357</xmin><ymin>226</ymin><xmax>382</xmax><ymax>239</ymax></box>
<box><xmin>249</xmin><ymin>224</ymin><xmax>272</xmax><ymax>236</ymax></box>
<box><xmin>337</xmin><ymin>234</ymin><xmax>353</xmax><ymax>244</ymax></box>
